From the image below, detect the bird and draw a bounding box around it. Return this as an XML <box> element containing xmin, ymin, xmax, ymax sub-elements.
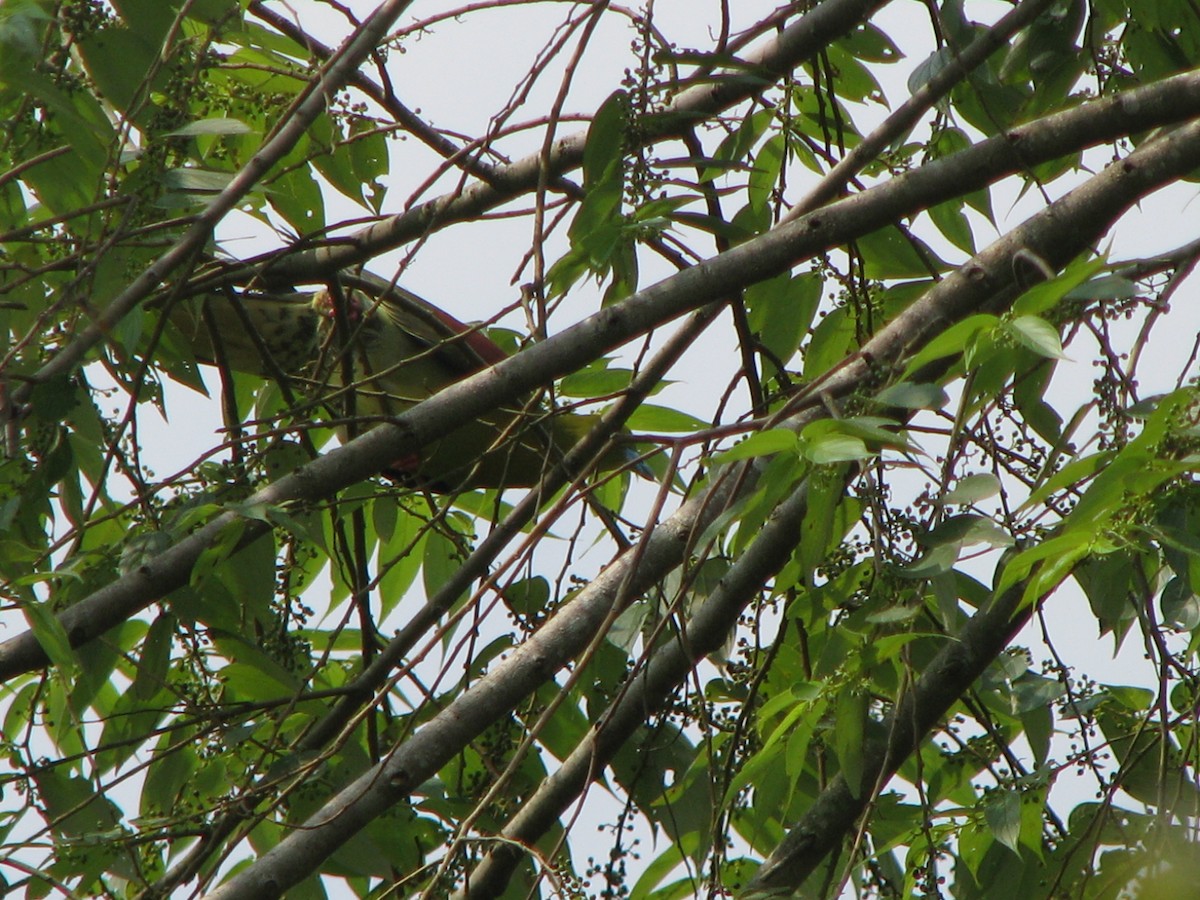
<box><xmin>165</xmin><ymin>283</ymin><xmax>637</xmax><ymax>490</ymax></box>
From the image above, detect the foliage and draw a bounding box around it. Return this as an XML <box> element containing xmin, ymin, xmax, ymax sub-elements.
<box><xmin>2</xmin><ymin>0</ymin><xmax>1200</xmax><ymax>897</ymax></box>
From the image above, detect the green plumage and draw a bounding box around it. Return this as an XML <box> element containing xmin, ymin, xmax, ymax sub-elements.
<box><xmin>167</xmin><ymin>287</ymin><xmax>623</xmax><ymax>490</ymax></box>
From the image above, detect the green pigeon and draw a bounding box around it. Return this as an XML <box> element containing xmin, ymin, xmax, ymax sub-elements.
<box><xmin>167</xmin><ymin>285</ymin><xmax>635</xmax><ymax>490</ymax></box>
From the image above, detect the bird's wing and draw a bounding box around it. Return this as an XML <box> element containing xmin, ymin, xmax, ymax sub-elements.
<box><xmin>370</xmin><ymin>286</ymin><xmax>510</xmax><ymax>376</ymax></box>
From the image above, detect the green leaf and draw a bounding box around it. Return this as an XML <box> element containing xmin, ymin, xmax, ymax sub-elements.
<box><xmin>211</xmin><ymin>631</ymin><xmax>299</xmax><ymax>697</ymax></box>
<box><xmin>371</xmin><ymin>496</ymin><xmax>398</xmax><ymax>544</ymax></box>
<box><xmin>0</xmin><ymin>63</ymin><xmax>111</xmax><ymax>169</ymax></box>
<box><xmin>131</xmin><ymin>613</ymin><xmax>174</xmax><ymax>701</ymax></box>
<box><xmin>1014</xmin><ymin>357</ymin><xmax>1063</xmax><ymax>443</ymax></box>
<box><xmin>984</xmin><ymin>790</ymin><xmax>1021</xmax><ymax>854</ymax></box>
<box><xmin>700</xmin><ymin>107</ymin><xmax>771</xmax><ymax>183</ymax></box>
<box><xmin>504</xmin><ymin>576</ymin><xmax>550</xmax><ymax>620</ymax></box>
<box><xmin>746</xmin><ymin>272</ymin><xmax>822</xmax><ymax>371</ymax></box>
<box><xmin>22</xmin><ymin>598</ymin><xmax>78</xmax><ymax>679</ymax></box>
<box><xmin>0</xmin><ymin>2</ymin><xmax>52</xmax><ymax>56</ymax></box>
<box><xmin>166</xmin><ymin>117</ymin><xmax>254</xmax><ymax>137</ymax></box>
<box><xmin>75</xmin><ymin>25</ymin><xmax>161</xmax><ymax>117</ymax></box>
<box><xmin>714</xmin><ymin>429</ymin><xmax>799</xmax><ymax>464</ymax></box>
<box><xmin>668</xmin><ymin>209</ymin><xmax>756</xmax><ymax>242</ymax></box>
<box><xmin>840</xmin><ymin>21</ymin><xmax>902</xmax><ymax>63</ymax></box>
<box><xmin>1012</xmin><ymin>255</ymin><xmax>1107</xmax><ymax>317</ymax></box>
<box><xmin>143</xmin><ymin>731</ymin><xmax>198</xmax><ymax>816</ymax></box>
<box><xmin>348</xmin><ymin>125</ymin><xmax>388</xmax><ymax>212</ymax></box>
<box><xmin>424</xmin><ymin>530</ymin><xmax>466</xmax><ymax>619</ymax></box>
<box><xmin>32</xmin><ymin>769</ymin><xmax>121</xmax><ymax>841</ymax></box>
<box><xmin>918</xmin><ymin>514</ymin><xmax>1013</xmax><ymax>550</ymax></box>
<box><xmin>857</xmin><ymin>225</ymin><xmax>944</xmax><ymax>279</ymax></box>
<box><xmin>908</xmin><ymin>46</ymin><xmax>954</xmax><ymax>97</ymax></box>
<box><xmin>191</xmin><ymin>519</ymin><xmax>245</xmax><ymax>590</ymax></box>
<box><xmin>996</xmin><ymin>530</ymin><xmax>1094</xmax><ymax>603</ymax></box>
<box><xmin>559</xmin><ymin>364</ymin><xmax>636</xmax><ymax>397</ymax></box>
<box><xmin>903</xmin><ymin>314</ymin><xmax>996</xmax><ymax>377</ymax></box>
<box><xmin>803</xmin><ymin>305</ymin><xmax>857</xmax><ymax>379</ymax></box>
<box><xmin>748</xmin><ymin>133</ymin><xmax>785</xmax><ymax>213</ymax></box>
<box><xmin>583</xmin><ymin>91</ymin><xmax>627</xmax><ymax>187</ymax></box>
<box><xmin>929</xmin><ymin>198</ymin><xmax>975</xmax><ymax>254</ymax></box>
<box><xmin>625</xmin><ymin>404</ymin><xmax>708</xmax><ymax>433</ymax></box>
<box><xmin>899</xmin><ymin>543</ymin><xmax>959</xmax><ymax>578</ymax></box>
<box><xmin>941</xmin><ymin>473</ymin><xmax>1002</xmax><ymax>506</ymax></box>
<box><xmin>1023</xmin><ymin>449</ymin><xmax>1111</xmax><ymax>511</ymax></box>
<box><xmin>162</xmin><ymin>167</ymin><xmax>237</xmax><ymax>193</ymax></box>
<box><xmin>95</xmin><ymin>683</ymin><xmax>171</xmax><ymax>774</ymax></box>
<box><xmin>1006</xmin><ymin>315</ymin><xmax>1067</xmax><ymax>360</ymax></box>
<box><xmin>834</xmin><ymin>688</ymin><xmax>867</xmax><ymax>798</ymax></box>
<box><xmin>958</xmin><ymin>819</ymin><xmax>994</xmax><ymax>880</ymax></box>
<box><xmin>1161</xmin><ymin>576</ymin><xmax>1200</xmax><ymax>629</ymax></box>
<box><xmin>111</xmin><ymin>0</ymin><xmax>188</xmax><ymax>44</ymax></box>
<box><xmin>1074</xmin><ymin>552</ymin><xmax>1138</xmax><ymax>637</ymax></box>
<box><xmin>798</xmin><ymin>474</ymin><xmax>852</xmax><ymax>584</ymax></box>
<box><xmin>873</xmin><ymin>381</ymin><xmax>949</xmax><ymax>410</ymax></box>
<box><xmin>1064</xmin><ymin>274</ymin><xmax>1138</xmax><ymax>301</ymax></box>
<box><xmin>802</xmin><ymin>432</ymin><xmax>871</xmax><ymax>464</ymax></box>
<box><xmin>1022</xmin><ymin>701</ymin><xmax>1053</xmax><ymax>767</ymax></box>
<box><xmin>267</xmin><ymin>164</ymin><xmax>325</xmax><ymax>231</ymax></box>
<box><xmin>222</xmin><ymin>661</ymin><xmax>294</xmax><ymax>702</ymax></box>
<box><xmin>379</xmin><ymin>528</ymin><xmax>427</xmax><ymax>619</ymax></box>
<box><xmin>1011</xmin><ymin>672</ymin><xmax>1065</xmax><ymax>714</ymax></box>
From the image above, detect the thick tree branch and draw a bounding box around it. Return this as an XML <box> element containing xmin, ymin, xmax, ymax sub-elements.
<box><xmin>200</xmin><ymin>120</ymin><xmax>1200</xmax><ymax>900</ymax></box>
<box><xmin>457</xmin><ymin>477</ymin><xmax>818</xmax><ymax>898</ymax></box>
<box><xmin>741</xmin><ymin>577</ymin><xmax>1036</xmax><ymax>895</ymax></box>
<box><xmin>4</xmin><ymin>77</ymin><xmax>1200</xmax><ymax>679</ymax></box>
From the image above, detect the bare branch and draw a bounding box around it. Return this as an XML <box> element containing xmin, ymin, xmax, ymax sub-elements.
<box><xmin>247</xmin><ymin>0</ymin><xmax>893</xmax><ymax>285</ymax></box>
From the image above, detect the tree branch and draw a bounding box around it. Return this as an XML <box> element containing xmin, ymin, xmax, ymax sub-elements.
<box><xmin>457</xmin><ymin>113</ymin><xmax>1200</xmax><ymax>897</ymax></box>
<box><xmin>741</xmin><ymin>576</ymin><xmax>1035</xmax><ymax>895</ymax></box>
<box><xmin>200</xmin><ymin>118</ymin><xmax>1200</xmax><ymax>900</ymax></box>
<box><xmin>787</xmin><ymin>0</ymin><xmax>1059</xmax><ymax>219</ymax></box>
<box><xmin>246</xmin><ymin>0</ymin><xmax>893</xmax><ymax>285</ymax></box>
<box><xmin>5</xmin><ymin>76</ymin><xmax>1200</xmax><ymax>680</ymax></box>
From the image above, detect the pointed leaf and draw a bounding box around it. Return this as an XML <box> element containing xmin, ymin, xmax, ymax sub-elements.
<box><xmin>1007</xmin><ymin>315</ymin><xmax>1067</xmax><ymax>360</ymax></box>
<box><xmin>985</xmin><ymin>790</ymin><xmax>1021</xmax><ymax>854</ymax></box>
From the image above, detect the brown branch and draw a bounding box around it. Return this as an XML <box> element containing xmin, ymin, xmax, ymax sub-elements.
<box><xmin>4</xmin><ymin>71</ymin><xmax>1200</xmax><ymax>680</ymax></box>
<box><xmin>197</xmin><ymin>117</ymin><xmax>1200</xmax><ymax>900</ymax></box>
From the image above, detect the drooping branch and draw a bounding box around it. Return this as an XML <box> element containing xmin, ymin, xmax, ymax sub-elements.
<box><xmin>199</xmin><ymin>119</ymin><xmax>1200</xmax><ymax>900</ymax></box>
